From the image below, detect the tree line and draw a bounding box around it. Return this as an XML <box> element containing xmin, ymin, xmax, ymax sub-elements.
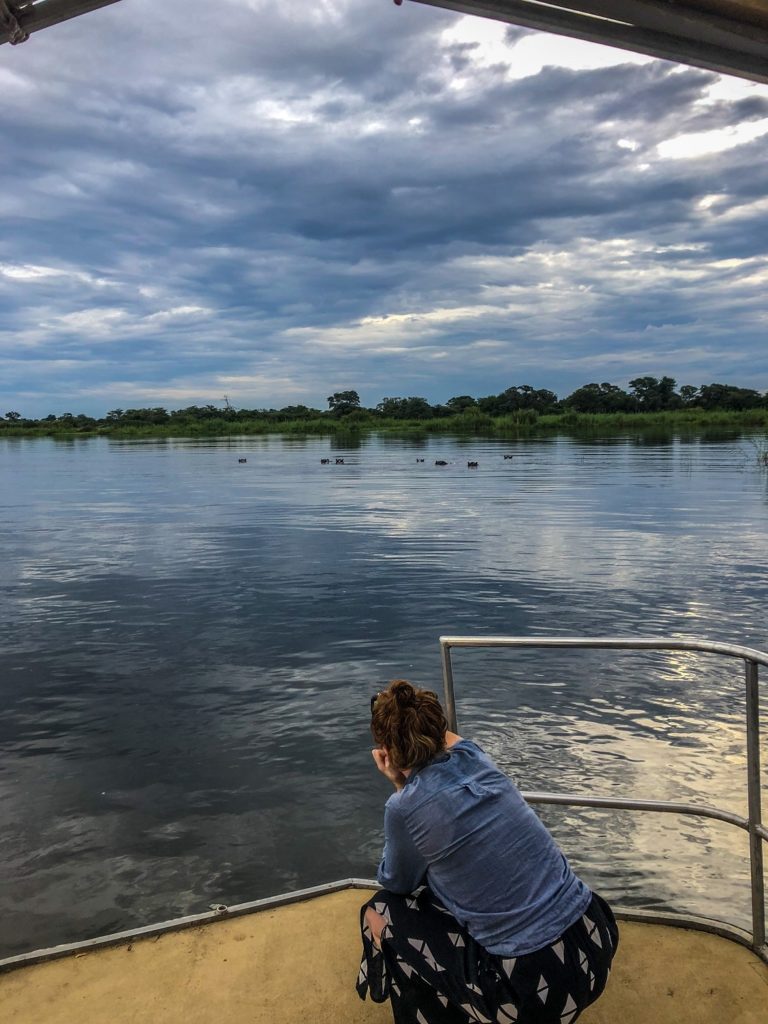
<box><xmin>2</xmin><ymin>376</ymin><xmax>767</xmax><ymax>430</ymax></box>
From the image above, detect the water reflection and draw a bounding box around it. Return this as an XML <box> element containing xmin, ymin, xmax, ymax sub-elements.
<box><xmin>0</xmin><ymin>433</ymin><xmax>767</xmax><ymax>956</ymax></box>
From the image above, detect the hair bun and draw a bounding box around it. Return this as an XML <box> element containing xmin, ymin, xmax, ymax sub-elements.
<box><xmin>390</xmin><ymin>679</ymin><xmax>416</xmax><ymax>708</ymax></box>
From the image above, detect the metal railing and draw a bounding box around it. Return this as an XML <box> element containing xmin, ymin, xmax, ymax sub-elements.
<box><xmin>439</xmin><ymin>635</ymin><xmax>767</xmax><ymax>962</ymax></box>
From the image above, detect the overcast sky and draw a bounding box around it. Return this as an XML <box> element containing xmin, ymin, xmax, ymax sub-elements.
<box><xmin>1</xmin><ymin>0</ymin><xmax>767</xmax><ymax>416</ymax></box>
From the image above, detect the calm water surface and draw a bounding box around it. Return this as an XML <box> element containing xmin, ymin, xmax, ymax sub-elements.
<box><xmin>1</xmin><ymin>433</ymin><xmax>767</xmax><ymax>956</ymax></box>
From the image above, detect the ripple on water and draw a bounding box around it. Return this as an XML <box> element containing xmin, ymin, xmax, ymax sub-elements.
<box><xmin>0</xmin><ymin>433</ymin><xmax>767</xmax><ymax>955</ymax></box>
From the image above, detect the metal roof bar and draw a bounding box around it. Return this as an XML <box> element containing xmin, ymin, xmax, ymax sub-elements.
<box><xmin>0</xmin><ymin>0</ymin><xmax>121</xmax><ymax>45</ymax></box>
<box><xmin>5</xmin><ymin>0</ymin><xmax>768</xmax><ymax>85</ymax></box>
<box><xmin>403</xmin><ymin>0</ymin><xmax>768</xmax><ymax>83</ymax></box>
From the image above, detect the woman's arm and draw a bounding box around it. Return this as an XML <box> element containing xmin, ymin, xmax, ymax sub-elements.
<box><xmin>377</xmin><ymin>801</ymin><xmax>428</xmax><ymax>894</ymax></box>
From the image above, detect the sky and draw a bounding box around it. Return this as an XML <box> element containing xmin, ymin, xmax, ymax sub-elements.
<box><xmin>1</xmin><ymin>0</ymin><xmax>768</xmax><ymax>417</ymax></box>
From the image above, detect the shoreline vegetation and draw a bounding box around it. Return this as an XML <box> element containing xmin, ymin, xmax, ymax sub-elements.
<box><xmin>2</xmin><ymin>408</ymin><xmax>768</xmax><ymax>441</ymax></box>
<box><xmin>3</xmin><ymin>378</ymin><xmax>768</xmax><ymax>440</ymax></box>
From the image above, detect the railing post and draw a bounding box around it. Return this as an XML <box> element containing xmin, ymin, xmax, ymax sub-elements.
<box><xmin>440</xmin><ymin>641</ymin><xmax>458</xmax><ymax>732</ymax></box>
<box><xmin>745</xmin><ymin>658</ymin><xmax>766</xmax><ymax>951</ymax></box>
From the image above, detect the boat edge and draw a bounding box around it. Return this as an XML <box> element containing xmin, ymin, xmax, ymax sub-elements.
<box><xmin>1</xmin><ymin>878</ymin><xmax>766</xmax><ymax>973</ymax></box>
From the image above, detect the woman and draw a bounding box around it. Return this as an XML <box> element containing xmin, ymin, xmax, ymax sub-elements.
<box><xmin>357</xmin><ymin>679</ymin><xmax>618</xmax><ymax>1024</ymax></box>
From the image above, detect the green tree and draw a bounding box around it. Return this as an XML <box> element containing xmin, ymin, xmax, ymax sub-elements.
<box><xmin>480</xmin><ymin>385</ymin><xmax>558</xmax><ymax>415</ymax></box>
<box><xmin>445</xmin><ymin>395</ymin><xmax>477</xmax><ymax>413</ymax></box>
<box><xmin>129</xmin><ymin>407</ymin><xmax>169</xmax><ymax>425</ymax></box>
<box><xmin>377</xmin><ymin>396</ymin><xmax>433</xmax><ymax>419</ymax></box>
<box><xmin>678</xmin><ymin>386</ymin><xmax>699</xmax><ymax>406</ymax></box>
<box><xmin>628</xmin><ymin>376</ymin><xmax>679</xmax><ymax>411</ymax></box>
<box><xmin>697</xmin><ymin>383</ymin><xmax>764</xmax><ymax>410</ymax></box>
<box><xmin>4</xmin><ymin>411</ymin><xmax>21</xmax><ymax>421</ymax></box>
<box><xmin>276</xmin><ymin>404</ymin><xmax>315</xmax><ymax>420</ymax></box>
<box><xmin>564</xmin><ymin>382</ymin><xmax>634</xmax><ymax>413</ymax></box>
<box><xmin>327</xmin><ymin>390</ymin><xmax>361</xmax><ymax>416</ymax></box>
<box><xmin>169</xmin><ymin>405</ymin><xmax>221</xmax><ymax>421</ymax></box>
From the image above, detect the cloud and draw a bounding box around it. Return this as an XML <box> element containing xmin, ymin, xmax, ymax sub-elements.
<box><xmin>0</xmin><ymin>0</ymin><xmax>767</xmax><ymax>415</ymax></box>
<box><xmin>145</xmin><ymin>306</ymin><xmax>213</xmax><ymax>322</ymax></box>
<box><xmin>657</xmin><ymin>118</ymin><xmax>768</xmax><ymax>159</ymax></box>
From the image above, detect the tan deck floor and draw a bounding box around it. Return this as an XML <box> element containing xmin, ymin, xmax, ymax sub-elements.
<box><xmin>2</xmin><ymin>889</ymin><xmax>766</xmax><ymax>1024</ymax></box>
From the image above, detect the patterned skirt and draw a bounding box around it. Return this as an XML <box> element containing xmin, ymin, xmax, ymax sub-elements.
<box><xmin>356</xmin><ymin>887</ymin><xmax>618</xmax><ymax>1024</ymax></box>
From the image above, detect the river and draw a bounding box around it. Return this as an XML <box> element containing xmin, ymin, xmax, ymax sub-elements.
<box><xmin>0</xmin><ymin>431</ymin><xmax>766</xmax><ymax>957</ymax></box>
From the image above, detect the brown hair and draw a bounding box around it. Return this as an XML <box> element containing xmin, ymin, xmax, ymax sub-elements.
<box><xmin>371</xmin><ymin>679</ymin><xmax>447</xmax><ymax>770</ymax></box>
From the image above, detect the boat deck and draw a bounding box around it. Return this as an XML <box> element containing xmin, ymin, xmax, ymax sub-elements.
<box><xmin>2</xmin><ymin>888</ymin><xmax>766</xmax><ymax>1023</ymax></box>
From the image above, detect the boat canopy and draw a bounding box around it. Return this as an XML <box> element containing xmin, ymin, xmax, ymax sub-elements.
<box><xmin>402</xmin><ymin>0</ymin><xmax>768</xmax><ymax>83</ymax></box>
<box><xmin>3</xmin><ymin>0</ymin><xmax>768</xmax><ymax>84</ymax></box>
<box><xmin>0</xmin><ymin>0</ymin><xmax>120</xmax><ymax>45</ymax></box>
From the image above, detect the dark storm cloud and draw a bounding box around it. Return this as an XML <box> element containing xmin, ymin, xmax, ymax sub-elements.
<box><xmin>1</xmin><ymin>0</ymin><xmax>767</xmax><ymax>414</ymax></box>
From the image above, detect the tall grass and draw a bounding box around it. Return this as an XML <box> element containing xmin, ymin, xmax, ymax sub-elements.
<box><xmin>2</xmin><ymin>408</ymin><xmax>767</xmax><ymax>441</ymax></box>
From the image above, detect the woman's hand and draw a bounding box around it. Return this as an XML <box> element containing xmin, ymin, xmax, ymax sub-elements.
<box><xmin>372</xmin><ymin>748</ymin><xmax>406</xmax><ymax>791</ymax></box>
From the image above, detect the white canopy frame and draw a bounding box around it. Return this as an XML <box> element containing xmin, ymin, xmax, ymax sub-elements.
<box><xmin>400</xmin><ymin>0</ymin><xmax>768</xmax><ymax>83</ymax></box>
<box><xmin>3</xmin><ymin>0</ymin><xmax>768</xmax><ymax>86</ymax></box>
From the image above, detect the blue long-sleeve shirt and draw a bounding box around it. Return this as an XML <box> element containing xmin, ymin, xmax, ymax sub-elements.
<box><xmin>377</xmin><ymin>739</ymin><xmax>591</xmax><ymax>956</ymax></box>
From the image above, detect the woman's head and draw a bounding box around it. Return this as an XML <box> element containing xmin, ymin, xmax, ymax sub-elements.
<box><xmin>370</xmin><ymin>679</ymin><xmax>447</xmax><ymax>771</ymax></box>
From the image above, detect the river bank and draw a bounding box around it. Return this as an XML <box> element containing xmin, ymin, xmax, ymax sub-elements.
<box><xmin>2</xmin><ymin>407</ymin><xmax>768</xmax><ymax>441</ymax></box>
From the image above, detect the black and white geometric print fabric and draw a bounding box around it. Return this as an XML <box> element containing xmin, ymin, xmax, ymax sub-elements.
<box><xmin>357</xmin><ymin>886</ymin><xmax>618</xmax><ymax>1024</ymax></box>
